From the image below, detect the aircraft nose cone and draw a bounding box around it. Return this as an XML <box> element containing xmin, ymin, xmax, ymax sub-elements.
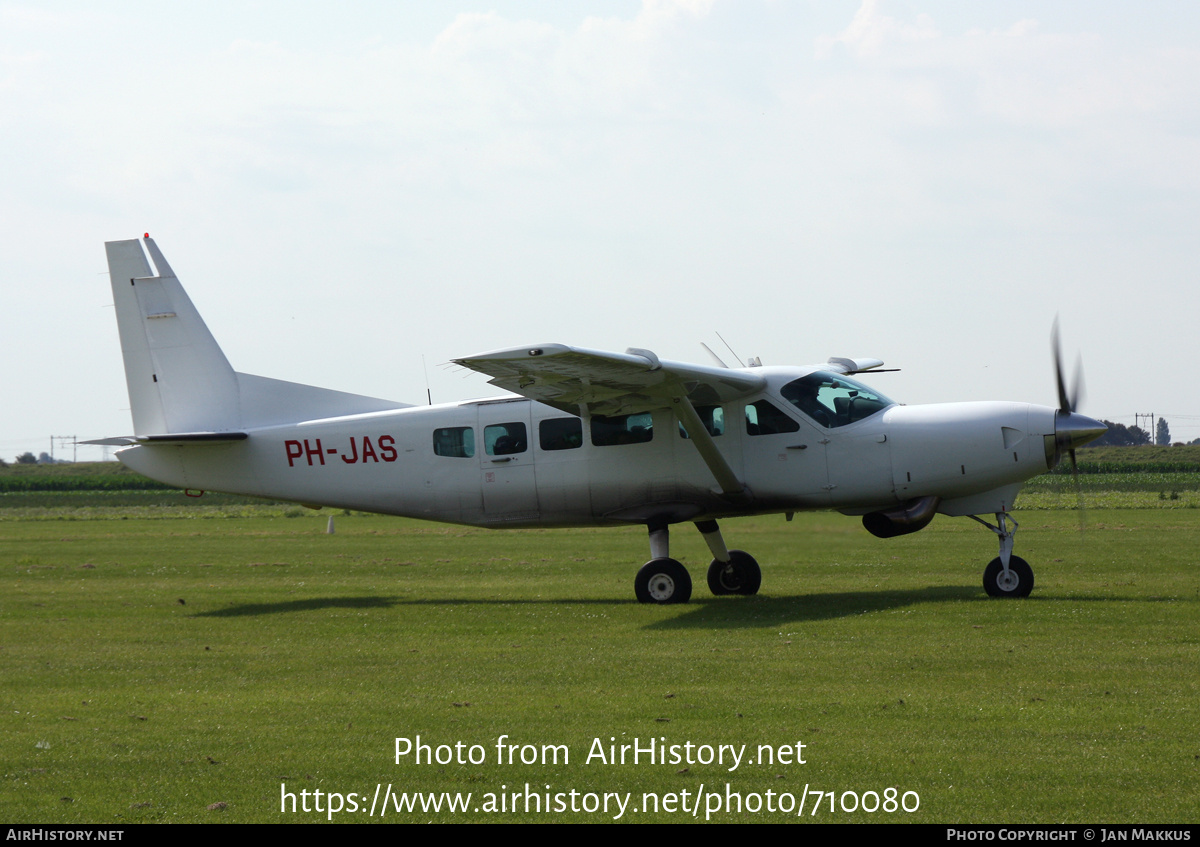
<box><xmin>1055</xmin><ymin>411</ymin><xmax>1107</xmax><ymax>452</ymax></box>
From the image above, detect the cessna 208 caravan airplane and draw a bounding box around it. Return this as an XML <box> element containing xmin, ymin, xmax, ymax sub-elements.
<box><xmin>93</xmin><ymin>235</ymin><xmax>1106</xmax><ymax>604</ymax></box>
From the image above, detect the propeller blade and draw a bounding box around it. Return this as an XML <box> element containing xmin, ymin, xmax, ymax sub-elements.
<box><xmin>1071</xmin><ymin>355</ymin><xmax>1085</xmax><ymax>413</ymax></box>
<box><xmin>1051</xmin><ymin>319</ymin><xmax>1105</xmax><ymax>457</ymax></box>
<box><xmin>1051</xmin><ymin>318</ymin><xmax>1103</xmax><ymax>532</ymax></box>
<box><xmin>1052</xmin><ymin>317</ymin><xmax>1072</xmax><ymax>413</ymax></box>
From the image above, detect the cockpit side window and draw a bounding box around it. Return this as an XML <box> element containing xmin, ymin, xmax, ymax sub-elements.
<box><xmin>780</xmin><ymin>372</ymin><xmax>894</xmax><ymax>429</ymax></box>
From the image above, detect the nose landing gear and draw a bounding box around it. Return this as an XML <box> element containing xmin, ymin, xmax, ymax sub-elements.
<box><xmin>970</xmin><ymin>512</ymin><xmax>1034</xmax><ymax>598</ymax></box>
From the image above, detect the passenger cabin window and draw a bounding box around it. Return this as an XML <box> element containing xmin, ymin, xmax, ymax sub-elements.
<box><xmin>485</xmin><ymin>422</ymin><xmax>528</xmax><ymax>456</ymax></box>
<box><xmin>779</xmin><ymin>372</ymin><xmax>894</xmax><ymax>429</ymax></box>
<box><xmin>540</xmin><ymin>417</ymin><xmax>583</xmax><ymax>451</ymax></box>
<box><xmin>678</xmin><ymin>405</ymin><xmax>724</xmax><ymax>439</ymax></box>
<box><xmin>591</xmin><ymin>412</ymin><xmax>653</xmax><ymax>446</ymax></box>
<box><xmin>433</xmin><ymin>426</ymin><xmax>475</xmax><ymax>458</ymax></box>
<box><xmin>745</xmin><ymin>400</ymin><xmax>800</xmax><ymax>435</ymax></box>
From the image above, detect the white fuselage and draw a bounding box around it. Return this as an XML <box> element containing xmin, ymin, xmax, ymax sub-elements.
<box><xmin>116</xmin><ymin>366</ymin><xmax>1057</xmax><ymax>529</ymax></box>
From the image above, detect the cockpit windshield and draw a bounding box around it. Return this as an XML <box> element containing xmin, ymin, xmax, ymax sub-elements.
<box><xmin>779</xmin><ymin>371</ymin><xmax>895</xmax><ymax>429</ymax></box>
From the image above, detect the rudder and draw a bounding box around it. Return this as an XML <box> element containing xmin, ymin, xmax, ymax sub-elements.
<box><xmin>106</xmin><ymin>237</ymin><xmax>241</xmax><ymax>435</ymax></box>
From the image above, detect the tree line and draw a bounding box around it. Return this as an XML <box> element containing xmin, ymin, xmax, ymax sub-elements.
<box><xmin>1089</xmin><ymin>419</ymin><xmax>1199</xmax><ymax>447</ymax></box>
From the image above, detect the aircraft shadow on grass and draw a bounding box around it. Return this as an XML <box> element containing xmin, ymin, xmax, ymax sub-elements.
<box><xmin>193</xmin><ymin>596</ymin><xmax>401</xmax><ymax>617</ymax></box>
<box><xmin>191</xmin><ymin>585</ymin><xmax>979</xmax><ymax>626</ymax></box>
<box><xmin>644</xmin><ymin>585</ymin><xmax>976</xmax><ymax>629</ymax></box>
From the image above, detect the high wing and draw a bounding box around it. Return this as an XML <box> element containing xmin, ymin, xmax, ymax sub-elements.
<box><xmin>452</xmin><ymin>343</ymin><xmax>766</xmax><ymax>418</ymax></box>
<box><xmin>453</xmin><ymin>344</ymin><xmax>769</xmax><ymax>499</ymax></box>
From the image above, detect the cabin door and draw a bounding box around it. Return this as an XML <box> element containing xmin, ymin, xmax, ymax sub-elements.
<box><xmin>476</xmin><ymin>400</ymin><xmax>540</xmax><ymax>522</ymax></box>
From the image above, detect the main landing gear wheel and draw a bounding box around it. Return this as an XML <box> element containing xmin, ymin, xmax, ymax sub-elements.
<box><xmin>635</xmin><ymin>558</ymin><xmax>692</xmax><ymax>605</ymax></box>
<box><xmin>983</xmin><ymin>556</ymin><xmax>1034</xmax><ymax>598</ymax></box>
<box><xmin>706</xmin><ymin>550</ymin><xmax>762</xmax><ymax>596</ymax></box>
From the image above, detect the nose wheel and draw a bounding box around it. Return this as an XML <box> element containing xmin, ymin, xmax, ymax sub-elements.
<box><xmin>970</xmin><ymin>512</ymin><xmax>1035</xmax><ymax>598</ymax></box>
<box><xmin>983</xmin><ymin>555</ymin><xmax>1034</xmax><ymax>598</ymax></box>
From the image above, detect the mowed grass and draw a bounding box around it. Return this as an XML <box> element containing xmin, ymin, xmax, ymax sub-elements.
<box><xmin>1</xmin><ymin>510</ymin><xmax>1197</xmax><ymax>823</ymax></box>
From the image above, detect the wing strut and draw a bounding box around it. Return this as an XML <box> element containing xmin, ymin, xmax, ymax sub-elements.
<box><xmin>669</xmin><ymin>394</ymin><xmax>747</xmax><ymax>500</ymax></box>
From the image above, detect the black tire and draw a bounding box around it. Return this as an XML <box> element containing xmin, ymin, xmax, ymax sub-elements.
<box><xmin>635</xmin><ymin>558</ymin><xmax>692</xmax><ymax>604</ymax></box>
<box><xmin>706</xmin><ymin>550</ymin><xmax>762</xmax><ymax>596</ymax></box>
<box><xmin>983</xmin><ymin>556</ymin><xmax>1034</xmax><ymax>598</ymax></box>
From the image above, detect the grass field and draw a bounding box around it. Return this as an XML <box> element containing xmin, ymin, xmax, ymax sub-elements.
<box><xmin>2</xmin><ymin>497</ymin><xmax>1198</xmax><ymax>823</ymax></box>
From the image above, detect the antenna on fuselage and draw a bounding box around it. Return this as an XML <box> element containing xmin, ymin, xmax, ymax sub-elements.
<box><xmin>716</xmin><ymin>332</ymin><xmax>741</xmax><ymax>365</ymax></box>
<box><xmin>716</xmin><ymin>332</ymin><xmax>761</xmax><ymax>368</ymax></box>
<box><xmin>701</xmin><ymin>342</ymin><xmax>730</xmax><ymax>368</ymax></box>
<box><xmin>422</xmin><ymin>355</ymin><xmax>432</xmax><ymax>405</ymax></box>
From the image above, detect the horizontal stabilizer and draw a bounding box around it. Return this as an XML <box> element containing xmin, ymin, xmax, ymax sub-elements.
<box><xmin>82</xmin><ymin>432</ymin><xmax>249</xmax><ymax>446</ymax></box>
<box><xmin>138</xmin><ymin>432</ymin><xmax>248</xmax><ymax>445</ymax></box>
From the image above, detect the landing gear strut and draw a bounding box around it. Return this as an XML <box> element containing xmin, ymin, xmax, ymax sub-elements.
<box><xmin>634</xmin><ymin>520</ymin><xmax>761</xmax><ymax>604</ymax></box>
<box><xmin>634</xmin><ymin>520</ymin><xmax>691</xmax><ymax>604</ymax></box>
<box><xmin>697</xmin><ymin>520</ymin><xmax>761</xmax><ymax>596</ymax></box>
<box><xmin>969</xmin><ymin>512</ymin><xmax>1035</xmax><ymax>598</ymax></box>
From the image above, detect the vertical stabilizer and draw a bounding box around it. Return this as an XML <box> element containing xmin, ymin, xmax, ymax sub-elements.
<box><xmin>106</xmin><ymin>237</ymin><xmax>241</xmax><ymax>434</ymax></box>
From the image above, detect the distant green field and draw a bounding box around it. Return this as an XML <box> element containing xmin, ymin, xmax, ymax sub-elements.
<box><xmin>0</xmin><ymin>462</ymin><xmax>286</xmax><ymax>514</ymax></box>
<box><xmin>1067</xmin><ymin>444</ymin><xmax>1200</xmax><ymax>467</ymax></box>
<box><xmin>7</xmin><ymin>448</ymin><xmax>1200</xmax><ymax>516</ymax></box>
<box><xmin>2</xmin><ymin>502</ymin><xmax>1197</xmax><ymax>823</ymax></box>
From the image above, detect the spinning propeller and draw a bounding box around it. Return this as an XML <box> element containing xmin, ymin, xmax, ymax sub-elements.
<box><xmin>1051</xmin><ymin>318</ymin><xmax>1107</xmax><ymax>473</ymax></box>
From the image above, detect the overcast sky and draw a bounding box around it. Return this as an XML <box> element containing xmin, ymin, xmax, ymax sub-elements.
<box><xmin>4</xmin><ymin>0</ymin><xmax>1199</xmax><ymax>461</ymax></box>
